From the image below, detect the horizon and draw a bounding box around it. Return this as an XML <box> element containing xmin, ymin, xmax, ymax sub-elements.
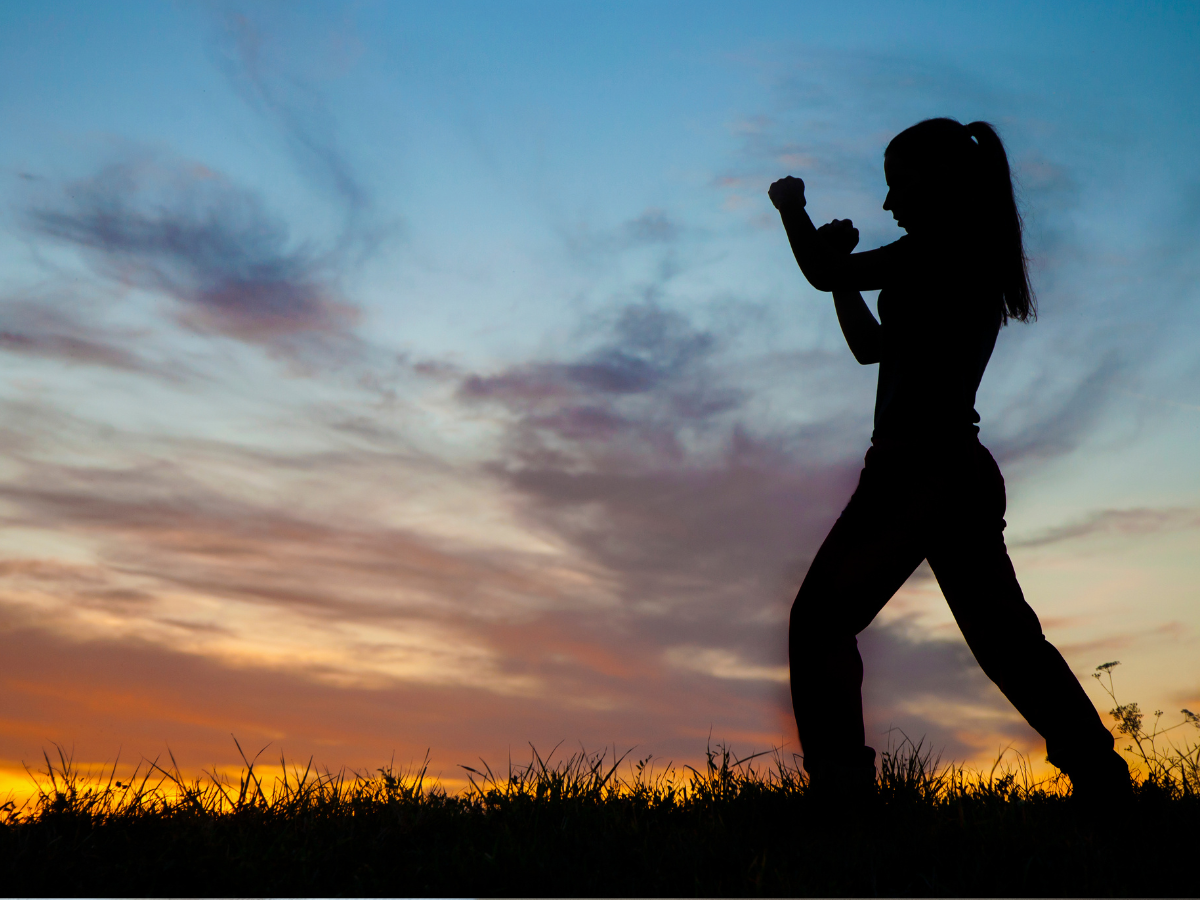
<box><xmin>2</xmin><ymin>1</ymin><xmax>1199</xmax><ymax>801</ymax></box>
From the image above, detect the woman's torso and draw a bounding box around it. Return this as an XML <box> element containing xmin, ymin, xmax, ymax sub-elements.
<box><xmin>871</xmin><ymin>235</ymin><xmax>1003</xmax><ymax>443</ymax></box>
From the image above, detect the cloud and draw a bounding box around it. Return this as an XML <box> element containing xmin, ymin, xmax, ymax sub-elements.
<box><xmin>0</xmin><ymin>614</ymin><xmax>791</xmax><ymax>781</ymax></box>
<box><xmin>623</xmin><ymin>209</ymin><xmax>679</xmax><ymax>245</ymax></box>
<box><xmin>27</xmin><ymin>158</ymin><xmax>361</xmax><ymax>367</ymax></box>
<box><xmin>463</xmin><ymin>301</ymin><xmax>730</xmax><ymax>404</ymax></box>
<box><xmin>454</xmin><ymin>301</ymin><xmax>862</xmax><ymax>706</ymax></box>
<box><xmin>443</xmin><ymin>274</ymin><xmax>1153</xmax><ymax>768</ymax></box>
<box><xmin>211</xmin><ymin>10</ymin><xmax>388</xmax><ymax>259</ymax></box>
<box><xmin>560</xmin><ymin>208</ymin><xmax>684</xmax><ymax>265</ymax></box>
<box><xmin>0</xmin><ymin>283</ymin><xmax>1035</xmax><ymax>772</ymax></box>
<box><xmin>0</xmin><ymin>277</ymin><xmax>1118</xmax><ymax>783</ymax></box>
<box><xmin>1057</xmin><ymin>621</ymin><xmax>1189</xmax><ymax>660</ymax></box>
<box><xmin>859</xmin><ymin>619</ymin><xmax>1042</xmax><ymax>763</ymax></box>
<box><xmin>457</xmin><ymin>304</ymin><xmax>862</xmax><ymax>644</ymax></box>
<box><xmin>0</xmin><ymin>460</ymin><xmax>561</xmax><ymax>699</ymax></box>
<box><xmin>987</xmin><ymin>351</ymin><xmax>1123</xmax><ymax>464</ymax></box>
<box><xmin>13</xmin><ymin>11</ymin><xmax>394</xmax><ymax>376</ymax></box>
<box><xmin>664</xmin><ymin>646</ymin><xmax>789</xmax><ymax>683</ymax></box>
<box><xmin>0</xmin><ymin>298</ymin><xmax>171</xmax><ymax>378</ymax></box>
<box><xmin>1012</xmin><ymin>505</ymin><xmax>1200</xmax><ymax>549</ymax></box>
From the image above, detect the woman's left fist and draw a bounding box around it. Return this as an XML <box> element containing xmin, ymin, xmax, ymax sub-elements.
<box><xmin>768</xmin><ymin>176</ymin><xmax>806</xmax><ymax>211</ymax></box>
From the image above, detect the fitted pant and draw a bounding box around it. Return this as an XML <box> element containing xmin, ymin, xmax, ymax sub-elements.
<box><xmin>789</xmin><ymin>438</ymin><xmax>1115</xmax><ymax>784</ymax></box>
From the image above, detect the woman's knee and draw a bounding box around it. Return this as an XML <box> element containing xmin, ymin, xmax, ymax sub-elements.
<box><xmin>790</xmin><ymin>585</ymin><xmax>852</xmax><ymax>648</ymax></box>
<box><xmin>961</xmin><ymin>619</ymin><xmax>1049</xmax><ymax>679</ymax></box>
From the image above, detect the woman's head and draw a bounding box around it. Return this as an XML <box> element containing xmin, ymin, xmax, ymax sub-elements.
<box><xmin>884</xmin><ymin>117</ymin><xmax>1035</xmax><ymax>323</ymax></box>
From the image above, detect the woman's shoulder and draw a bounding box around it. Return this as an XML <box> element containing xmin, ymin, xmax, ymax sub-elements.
<box><xmin>868</xmin><ymin>234</ymin><xmax>922</xmax><ymax>283</ymax></box>
<box><xmin>897</xmin><ymin>232</ymin><xmax>999</xmax><ymax>284</ymax></box>
<box><xmin>845</xmin><ymin>232</ymin><xmax>990</xmax><ymax>292</ymax></box>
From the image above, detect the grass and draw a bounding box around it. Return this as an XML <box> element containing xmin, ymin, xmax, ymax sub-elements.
<box><xmin>2</xmin><ymin>664</ymin><xmax>1198</xmax><ymax>898</ymax></box>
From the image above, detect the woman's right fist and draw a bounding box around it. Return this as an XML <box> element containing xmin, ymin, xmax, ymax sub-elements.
<box><xmin>817</xmin><ymin>218</ymin><xmax>859</xmax><ymax>254</ymax></box>
<box><xmin>768</xmin><ymin>176</ymin><xmax>806</xmax><ymax>211</ymax></box>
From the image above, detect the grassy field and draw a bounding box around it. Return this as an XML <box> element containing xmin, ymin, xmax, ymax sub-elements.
<box><xmin>2</xmin><ymin>666</ymin><xmax>1198</xmax><ymax>897</ymax></box>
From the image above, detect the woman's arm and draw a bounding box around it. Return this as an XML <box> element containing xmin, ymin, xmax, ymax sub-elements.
<box><xmin>768</xmin><ymin>176</ymin><xmax>899</xmax><ymax>292</ymax></box>
<box><xmin>833</xmin><ymin>289</ymin><xmax>882</xmax><ymax>364</ymax></box>
<box><xmin>811</xmin><ymin>217</ymin><xmax>882</xmax><ymax>364</ymax></box>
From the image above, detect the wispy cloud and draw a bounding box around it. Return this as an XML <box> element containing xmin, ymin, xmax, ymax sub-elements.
<box><xmin>987</xmin><ymin>351</ymin><xmax>1124</xmax><ymax>464</ymax></box>
<box><xmin>211</xmin><ymin>11</ymin><xmax>386</xmax><ymax>258</ymax></box>
<box><xmin>0</xmin><ymin>447</ymin><xmax>566</xmax><ymax>695</ymax></box>
<box><xmin>560</xmin><ymin>208</ymin><xmax>683</xmax><ymax>264</ymax></box>
<box><xmin>0</xmin><ymin>297</ymin><xmax>172</xmax><ymax>378</ymax></box>
<box><xmin>453</xmin><ymin>301</ymin><xmax>864</xmax><ymax>699</ymax></box>
<box><xmin>1013</xmin><ymin>505</ymin><xmax>1200</xmax><ymax>549</ymax></box>
<box><xmin>459</xmin><ymin>302</ymin><xmax>740</xmax><ymax>455</ymax></box>
<box><xmin>859</xmin><ymin>620</ymin><xmax>1040</xmax><ymax>761</ymax></box>
<box><xmin>0</xmin><ymin>283</ymin><xmax>1032</xmax><ymax>769</ymax></box>
<box><xmin>12</xmin><ymin>9</ymin><xmax>393</xmax><ymax>376</ymax></box>
<box><xmin>26</xmin><ymin>158</ymin><xmax>361</xmax><ymax>367</ymax></box>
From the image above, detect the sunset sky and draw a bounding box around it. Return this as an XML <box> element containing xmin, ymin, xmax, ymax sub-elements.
<box><xmin>2</xmin><ymin>1</ymin><xmax>1199</xmax><ymax>797</ymax></box>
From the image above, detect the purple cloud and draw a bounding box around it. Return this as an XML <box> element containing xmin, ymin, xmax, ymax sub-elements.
<box><xmin>448</xmin><ymin>291</ymin><xmax>1143</xmax><ymax>763</ymax></box>
<box><xmin>28</xmin><ymin>159</ymin><xmax>360</xmax><ymax>364</ymax></box>
<box><xmin>460</xmin><ymin>303</ymin><xmax>746</xmax><ymax>468</ymax></box>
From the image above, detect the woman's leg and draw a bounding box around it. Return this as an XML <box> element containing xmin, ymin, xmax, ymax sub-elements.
<box><xmin>925</xmin><ymin>445</ymin><xmax>1126</xmax><ymax>789</ymax></box>
<box><xmin>789</xmin><ymin>458</ymin><xmax>925</xmax><ymax>786</ymax></box>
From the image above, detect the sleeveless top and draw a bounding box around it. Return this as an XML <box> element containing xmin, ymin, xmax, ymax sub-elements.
<box><xmin>870</xmin><ymin>234</ymin><xmax>1003</xmax><ymax>442</ymax></box>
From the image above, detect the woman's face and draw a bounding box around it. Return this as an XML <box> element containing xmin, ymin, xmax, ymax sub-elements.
<box><xmin>882</xmin><ymin>155</ymin><xmax>925</xmax><ymax>233</ymax></box>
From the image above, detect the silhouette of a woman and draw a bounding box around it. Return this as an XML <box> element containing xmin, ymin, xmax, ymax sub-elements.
<box><xmin>769</xmin><ymin>118</ymin><xmax>1130</xmax><ymax>803</ymax></box>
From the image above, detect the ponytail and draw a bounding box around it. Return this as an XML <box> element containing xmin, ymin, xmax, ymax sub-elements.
<box><xmin>965</xmin><ymin>121</ymin><xmax>1036</xmax><ymax>323</ymax></box>
<box><xmin>886</xmin><ymin>118</ymin><xmax>1037</xmax><ymax>324</ymax></box>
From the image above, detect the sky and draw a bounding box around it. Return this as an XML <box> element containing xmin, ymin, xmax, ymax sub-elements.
<box><xmin>2</xmin><ymin>0</ymin><xmax>1199</xmax><ymax>797</ymax></box>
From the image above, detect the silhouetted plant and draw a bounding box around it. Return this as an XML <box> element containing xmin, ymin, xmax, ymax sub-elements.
<box><xmin>1093</xmin><ymin>660</ymin><xmax>1200</xmax><ymax>795</ymax></box>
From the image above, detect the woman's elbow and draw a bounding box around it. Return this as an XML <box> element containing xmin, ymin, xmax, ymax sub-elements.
<box><xmin>796</xmin><ymin>258</ymin><xmax>836</xmax><ymax>292</ymax></box>
<box><xmin>851</xmin><ymin>340</ymin><xmax>882</xmax><ymax>365</ymax></box>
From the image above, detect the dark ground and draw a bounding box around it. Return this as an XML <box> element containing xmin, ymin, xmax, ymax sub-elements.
<box><xmin>2</xmin><ymin>744</ymin><xmax>1197</xmax><ymax>897</ymax></box>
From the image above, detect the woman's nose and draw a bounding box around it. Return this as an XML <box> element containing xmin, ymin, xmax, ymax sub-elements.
<box><xmin>882</xmin><ymin>190</ymin><xmax>892</xmax><ymax>211</ymax></box>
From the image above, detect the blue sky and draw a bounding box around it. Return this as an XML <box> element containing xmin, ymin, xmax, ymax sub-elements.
<box><xmin>1</xmin><ymin>1</ymin><xmax>1198</xmax><ymax>792</ymax></box>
